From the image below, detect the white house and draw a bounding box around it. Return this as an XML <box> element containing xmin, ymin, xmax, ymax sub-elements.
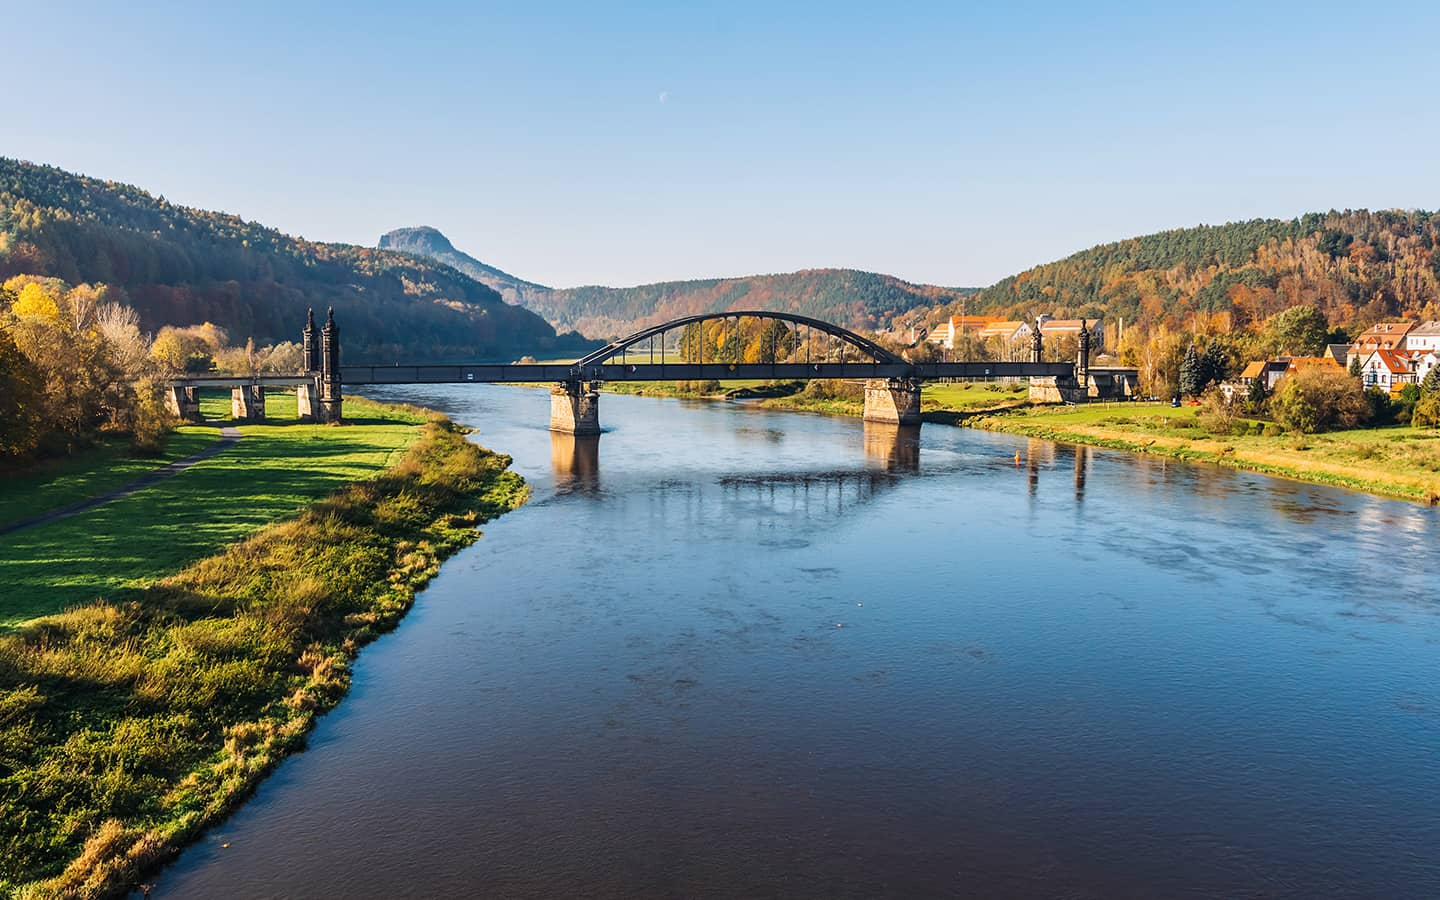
<box><xmin>1403</xmin><ymin>321</ymin><xmax>1440</xmax><ymax>353</ymax></box>
<box><xmin>1360</xmin><ymin>348</ymin><xmax>1418</xmax><ymax>393</ymax></box>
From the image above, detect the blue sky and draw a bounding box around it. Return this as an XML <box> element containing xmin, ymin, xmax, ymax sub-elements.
<box><xmin>6</xmin><ymin>1</ymin><xmax>1438</xmax><ymax>288</ymax></box>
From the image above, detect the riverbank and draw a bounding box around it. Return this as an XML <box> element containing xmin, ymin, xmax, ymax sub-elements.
<box><xmin>0</xmin><ymin>395</ymin><xmax>428</xmax><ymax>626</ymax></box>
<box><xmin>602</xmin><ymin>379</ymin><xmax>1031</xmax><ymax>418</ymax></box>
<box><xmin>967</xmin><ymin>403</ymin><xmax>1440</xmax><ymax>504</ymax></box>
<box><xmin>605</xmin><ymin>380</ymin><xmax>1440</xmax><ymax>503</ymax></box>
<box><xmin>0</xmin><ymin>402</ymin><xmax>527</xmax><ymax>898</ymax></box>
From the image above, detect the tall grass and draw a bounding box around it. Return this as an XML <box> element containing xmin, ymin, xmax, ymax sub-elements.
<box><xmin>0</xmin><ymin>415</ymin><xmax>527</xmax><ymax>898</ymax></box>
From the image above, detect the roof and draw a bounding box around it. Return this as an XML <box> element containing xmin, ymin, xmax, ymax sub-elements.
<box><xmin>1358</xmin><ymin>321</ymin><xmax>1416</xmax><ymax>337</ymax></box>
<box><xmin>1240</xmin><ymin>361</ymin><xmax>1267</xmax><ymax>379</ymax></box>
<box><xmin>978</xmin><ymin>320</ymin><xmax>1025</xmax><ymax>337</ymax></box>
<box><xmin>946</xmin><ymin>315</ymin><xmax>999</xmax><ymax>330</ymax></box>
<box><xmin>1365</xmin><ymin>348</ymin><xmax>1414</xmax><ymax>374</ymax></box>
<box><xmin>1038</xmin><ymin>319</ymin><xmax>1100</xmax><ymax>333</ymax></box>
<box><xmin>1408</xmin><ymin>321</ymin><xmax>1440</xmax><ymax>337</ymax></box>
<box><xmin>1285</xmin><ymin>356</ymin><xmax>1341</xmax><ymax>373</ymax></box>
<box><xmin>1324</xmin><ymin>343</ymin><xmax>1349</xmax><ymax>362</ymax></box>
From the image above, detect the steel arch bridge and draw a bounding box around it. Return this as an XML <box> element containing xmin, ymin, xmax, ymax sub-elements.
<box><xmin>340</xmin><ymin>309</ymin><xmax>1073</xmax><ymax>386</ymax></box>
<box><xmin>321</xmin><ymin>308</ymin><xmax>1084</xmax><ymax>433</ymax></box>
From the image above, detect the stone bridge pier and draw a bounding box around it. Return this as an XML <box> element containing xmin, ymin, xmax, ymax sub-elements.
<box><xmin>550</xmin><ymin>381</ymin><xmax>601</xmax><ymax>435</ymax></box>
<box><xmin>164</xmin><ymin>385</ymin><xmax>201</xmax><ymax>422</ymax></box>
<box><xmin>863</xmin><ymin>378</ymin><xmax>922</xmax><ymax>426</ymax></box>
<box><xmin>231</xmin><ymin>384</ymin><xmax>266</xmax><ymax>422</ymax></box>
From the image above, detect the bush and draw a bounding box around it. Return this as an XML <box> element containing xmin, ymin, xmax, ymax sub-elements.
<box><xmin>1271</xmin><ymin>367</ymin><xmax>1369</xmax><ymax>433</ymax></box>
<box><xmin>1262</xmin><ymin>422</ymin><xmax>1284</xmax><ymax>437</ymax></box>
<box><xmin>1197</xmin><ymin>388</ymin><xmax>1238</xmax><ymax>435</ymax></box>
<box><xmin>1413</xmin><ymin>394</ymin><xmax>1440</xmax><ymax>428</ymax></box>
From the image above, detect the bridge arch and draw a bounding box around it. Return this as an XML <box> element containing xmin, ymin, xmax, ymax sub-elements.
<box><xmin>575</xmin><ymin>311</ymin><xmax>907</xmax><ymax>368</ymax></box>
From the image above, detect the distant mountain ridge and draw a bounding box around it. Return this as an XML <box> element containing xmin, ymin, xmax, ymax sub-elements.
<box><xmin>378</xmin><ymin>226</ymin><xmax>552</xmax><ymax>308</ymax></box>
<box><xmin>0</xmin><ymin>159</ymin><xmax>592</xmax><ymax>362</ymax></box>
<box><xmin>379</xmin><ymin>227</ymin><xmax>973</xmax><ymax>338</ymax></box>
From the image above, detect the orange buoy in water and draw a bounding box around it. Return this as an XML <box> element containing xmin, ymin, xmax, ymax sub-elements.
<box><xmin>1014</xmin><ymin>451</ymin><xmax>1021</xmax><ymax>465</ymax></box>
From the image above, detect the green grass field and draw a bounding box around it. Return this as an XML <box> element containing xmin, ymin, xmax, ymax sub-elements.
<box><xmin>971</xmin><ymin>402</ymin><xmax>1440</xmax><ymax>502</ymax></box>
<box><xmin>0</xmin><ymin>395</ymin><xmax>427</xmax><ymax>627</ymax></box>
<box><xmin>0</xmin><ymin>428</ymin><xmax>221</xmax><ymax>529</ymax></box>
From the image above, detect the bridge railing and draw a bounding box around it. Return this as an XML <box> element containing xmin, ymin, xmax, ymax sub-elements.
<box><xmin>339</xmin><ymin>360</ymin><xmax>1076</xmax><ymax>385</ymax></box>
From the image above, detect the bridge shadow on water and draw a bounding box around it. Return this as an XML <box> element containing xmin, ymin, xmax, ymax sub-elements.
<box><xmin>549</xmin><ymin>422</ymin><xmax>923</xmax><ymax>520</ymax></box>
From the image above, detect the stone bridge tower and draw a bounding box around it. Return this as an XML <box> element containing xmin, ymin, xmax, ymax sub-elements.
<box><xmin>1030</xmin><ymin>319</ymin><xmax>1044</xmax><ymax>363</ymax></box>
<box><xmin>319</xmin><ymin>307</ymin><xmax>343</xmax><ymax>422</ymax></box>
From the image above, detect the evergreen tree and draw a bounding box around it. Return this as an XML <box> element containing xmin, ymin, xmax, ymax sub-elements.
<box><xmin>1200</xmin><ymin>343</ymin><xmax>1228</xmax><ymax>387</ymax></box>
<box><xmin>1179</xmin><ymin>344</ymin><xmax>1204</xmax><ymax>397</ymax></box>
<box><xmin>1422</xmin><ymin>364</ymin><xmax>1440</xmax><ymax>396</ymax></box>
<box><xmin>1348</xmin><ymin>355</ymin><xmax>1363</xmax><ymax>378</ymax></box>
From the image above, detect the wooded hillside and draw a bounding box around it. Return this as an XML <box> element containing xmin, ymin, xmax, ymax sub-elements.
<box><xmin>939</xmin><ymin>210</ymin><xmax>1440</xmax><ymax>334</ymax></box>
<box><xmin>0</xmin><ymin>159</ymin><xmax>589</xmax><ymax>361</ymax></box>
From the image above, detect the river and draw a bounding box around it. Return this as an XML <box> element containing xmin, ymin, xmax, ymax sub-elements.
<box><xmin>151</xmin><ymin>385</ymin><xmax>1440</xmax><ymax>898</ymax></box>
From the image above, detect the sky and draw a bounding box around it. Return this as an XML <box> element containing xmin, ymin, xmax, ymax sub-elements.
<box><xmin>6</xmin><ymin>1</ymin><xmax>1439</xmax><ymax>289</ymax></box>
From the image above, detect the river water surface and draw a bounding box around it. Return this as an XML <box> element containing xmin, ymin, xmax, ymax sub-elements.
<box><xmin>154</xmin><ymin>386</ymin><xmax>1440</xmax><ymax>898</ymax></box>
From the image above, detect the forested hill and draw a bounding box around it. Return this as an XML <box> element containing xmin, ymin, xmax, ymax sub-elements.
<box><xmin>0</xmin><ymin>159</ymin><xmax>589</xmax><ymax>361</ymax></box>
<box><xmin>379</xmin><ymin>227</ymin><xmax>971</xmax><ymax>339</ymax></box>
<box><xmin>942</xmin><ymin>211</ymin><xmax>1440</xmax><ymax>332</ymax></box>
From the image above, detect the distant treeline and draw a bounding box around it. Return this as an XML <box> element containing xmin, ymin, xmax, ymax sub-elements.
<box><xmin>0</xmin><ymin>158</ymin><xmax>594</xmax><ymax>362</ymax></box>
<box><xmin>932</xmin><ymin>210</ymin><xmax>1440</xmax><ymax>333</ymax></box>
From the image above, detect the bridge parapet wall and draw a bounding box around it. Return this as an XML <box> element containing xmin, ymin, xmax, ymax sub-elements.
<box><xmin>863</xmin><ymin>378</ymin><xmax>922</xmax><ymax>426</ymax></box>
<box><xmin>550</xmin><ymin>382</ymin><xmax>602</xmax><ymax>435</ymax></box>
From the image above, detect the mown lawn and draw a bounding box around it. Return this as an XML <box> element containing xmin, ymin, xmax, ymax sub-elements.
<box><xmin>0</xmin><ymin>395</ymin><xmax>427</xmax><ymax>627</ymax></box>
<box><xmin>0</xmin><ymin>428</ymin><xmax>221</xmax><ymax>529</ymax></box>
<box><xmin>921</xmin><ymin>381</ymin><xmax>1029</xmax><ymax>412</ymax></box>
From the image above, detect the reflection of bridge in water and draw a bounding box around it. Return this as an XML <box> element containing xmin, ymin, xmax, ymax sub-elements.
<box><xmin>550</xmin><ymin>422</ymin><xmax>921</xmax><ymax>514</ymax></box>
<box><xmin>1024</xmin><ymin>439</ymin><xmax>1091</xmax><ymax>502</ymax></box>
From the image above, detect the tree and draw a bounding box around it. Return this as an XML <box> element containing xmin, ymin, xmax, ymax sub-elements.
<box><xmin>1412</xmin><ymin>394</ymin><xmax>1440</xmax><ymax>428</ymax></box>
<box><xmin>1271</xmin><ymin>367</ymin><xmax>1369</xmax><ymax>433</ymax></box>
<box><xmin>1245</xmin><ymin>373</ymin><xmax>1268</xmax><ymax>412</ymax></box>
<box><xmin>1421</xmin><ymin>364</ymin><xmax>1440</xmax><ymax>396</ymax></box>
<box><xmin>1200</xmin><ymin>342</ymin><xmax>1228</xmax><ymax>387</ymax></box>
<box><xmin>1179</xmin><ymin>344</ymin><xmax>1204</xmax><ymax>397</ymax></box>
<box><xmin>0</xmin><ymin>326</ymin><xmax>45</xmax><ymax>459</ymax></box>
<box><xmin>1263</xmin><ymin>305</ymin><xmax>1330</xmax><ymax>356</ymax></box>
<box><xmin>1348</xmin><ymin>355</ymin><xmax>1363</xmax><ymax>378</ymax></box>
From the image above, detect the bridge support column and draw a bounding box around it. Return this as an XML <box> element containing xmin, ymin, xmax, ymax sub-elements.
<box><xmin>550</xmin><ymin>381</ymin><xmax>601</xmax><ymax>435</ymax></box>
<box><xmin>165</xmin><ymin>386</ymin><xmax>201</xmax><ymax>422</ymax></box>
<box><xmin>863</xmin><ymin>378</ymin><xmax>922</xmax><ymax>426</ymax></box>
<box><xmin>296</xmin><ymin>381</ymin><xmax>319</xmax><ymax>422</ymax></box>
<box><xmin>231</xmin><ymin>384</ymin><xmax>266</xmax><ymax>422</ymax></box>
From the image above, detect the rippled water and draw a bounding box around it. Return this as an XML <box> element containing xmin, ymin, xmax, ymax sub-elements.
<box><xmin>152</xmin><ymin>386</ymin><xmax>1440</xmax><ymax>898</ymax></box>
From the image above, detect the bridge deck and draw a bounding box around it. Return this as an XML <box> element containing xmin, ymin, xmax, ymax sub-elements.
<box><xmin>339</xmin><ymin>361</ymin><xmax>1074</xmax><ymax>385</ymax></box>
<box><xmin>167</xmin><ymin>375</ymin><xmax>316</xmax><ymax>388</ymax></box>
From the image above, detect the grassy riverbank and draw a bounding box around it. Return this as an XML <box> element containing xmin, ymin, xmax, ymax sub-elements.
<box><xmin>0</xmin><ymin>396</ymin><xmax>423</xmax><ymax>626</ymax></box>
<box><xmin>968</xmin><ymin>403</ymin><xmax>1440</xmax><ymax>503</ymax></box>
<box><xmin>601</xmin><ymin>378</ymin><xmax>1438</xmax><ymax>502</ymax></box>
<box><xmin>0</xmin><ymin>403</ymin><xmax>527</xmax><ymax>897</ymax></box>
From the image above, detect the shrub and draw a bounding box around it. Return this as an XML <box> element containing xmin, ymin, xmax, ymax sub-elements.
<box><xmin>1197</xmin><ymin>388</ymin><xmax>1238</xmax><ymax>435</ymax></box>
<box><xmin>1271</xmin><ymin>367</ymin><xmax>1369</xmax><ymax>433</ymax></box>
<box><xmin>1262</xmin><ymin>422</ymin><xmax>1284</xmax><ymax>437</ymax></box>
<box><xmin>1413</xmin><ymin>394</ymin><xmax>1440</xmax><ymax>428</ymax></box>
